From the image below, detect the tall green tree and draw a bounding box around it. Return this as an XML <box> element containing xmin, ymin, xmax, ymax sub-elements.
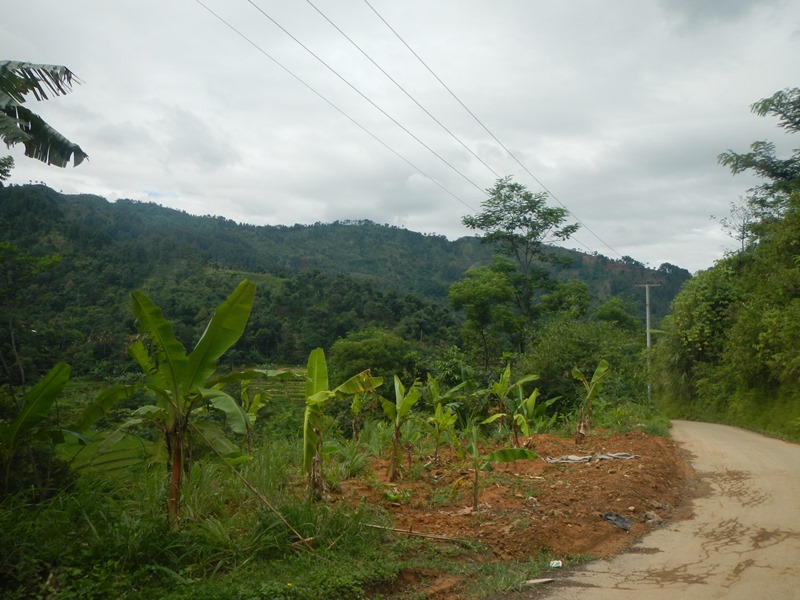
<box><xmin>538</xmin><ymin>280</ymin><xmax>592</xmax><ymax>319</ymax></box>
<box><xmin>328</xmin><ymin>327</ymin><xmax>410</xmax><ymax>392</ymax></box>
<box><xmin>462</xmin><ymin>176</ymin><xmax>579</xmax><ymax>322</ymax></box>
<box><xmin>519</xmin><ymin>312</ymin><xmax>645</xmax><ymax>414</ymax></box>
<box><xmin>0</xmin><ymin>61</ymin><xmax>87</xmax><ymax>167</ymax></box>
<box><xmin>0</xmin><ymin>243</ymin><xmax>60</xmax><ymax>387</ymax></box>
<box><xmin>448</xmin><ymin>266</ymin><xmax>516</xmax><ymax>370</ymax></box>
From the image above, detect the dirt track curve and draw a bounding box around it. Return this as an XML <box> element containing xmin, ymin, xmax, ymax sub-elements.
<box><xmin>530</xmin><ymin>420</ymin><xmax>800</xmax><ymax>600</ymax></box>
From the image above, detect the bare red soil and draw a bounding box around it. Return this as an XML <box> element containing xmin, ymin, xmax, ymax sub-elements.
<box><xmin>337</xmin><ymin>429</ymin><xmax>688</xmax><ymax>598</ymax></box>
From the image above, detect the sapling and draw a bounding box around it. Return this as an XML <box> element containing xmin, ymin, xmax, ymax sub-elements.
<box><xmin>464</xmin><ymin>426</ymin><xmax>536</xmax><ymax>510</ymax></box>
<box><xmin>572</xmin><ymin>359</ymin><xmax>610</xmax><ymax>442</ymax></box>
<box><xmin>480</xmin><ymin>364</ymin><xmax>539</xmax><ymax>446</ymax></box>
<box><xmin>428</xmin><ymin>403</ymin><xmax>458</xmax><ymax>461</ymax></box>
<box><xmin>425</xmin><ymin>374</ymin><xmax>465</xmax><ymax>459</ymax></box>
<box><xmin>303</xmin><ymin>348</ymin><xmax>381</xmax><ymax>498</ymax></box>
<box><xmin>381</xmin><ymin>376</ymin><xmax>421</xmax><ymax>482</ymax></box>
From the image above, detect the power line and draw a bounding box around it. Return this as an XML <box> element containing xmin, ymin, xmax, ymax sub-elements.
<box><xmin>304</xmin><ymin>0</ymin><xmax>502</xmax><ymax>181</ymax></box>
<box><xmin>245</xmin><ymin>0</ymin><xmax>488</xmax><ymax>196</ymax></box>
<box><xmin>193</xmin><ymin>0</ymin><xmax>475</xmax><ymax>212</ymax></box>
<box><xmin>308</xmin><ymin>0</ymin><xmax>599</xmax><ymax>259</ymax></box>
<box><xmin>303</xmin><ymin>0</ymin><xmax>599</xmax><ymax>258</ymax></box>
<box><xmin>363</xmin><ymin>0</ymin><xmax>625</xmax><ymax>261</ymax></box>
<box><xmin>198</xmin><ymin>1</ymin><xmax>616</xmax><ymax>259</ymax></box>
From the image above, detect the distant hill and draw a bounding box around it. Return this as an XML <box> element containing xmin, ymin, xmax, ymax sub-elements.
<box><xmin>0</xmin><ymin>184</ymin><xmax>690</xmax><ymax>377</ymax></box>
<box><xmin>0</xmin><ymin>184</ymin><xmax>690</xmax><ymax>312</ymax></box>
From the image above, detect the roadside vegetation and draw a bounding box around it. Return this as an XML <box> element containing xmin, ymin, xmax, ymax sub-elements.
<box><xmin>653</xmin><ymin>87</ymin><xmax>800</xmax><ymax>442</ymax></box>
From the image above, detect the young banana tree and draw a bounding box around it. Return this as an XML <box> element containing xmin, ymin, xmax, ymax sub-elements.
<box><xmin>382</xmin><ymin>376</ymin><xmax>421</xmax><ymax>482</ymax></box>
<box><xmin>425</xmin><ymin>374</ymin><xmax>466</xmax><ymax>459</ymax></box>
<box><xmin>464</xmin><ymin>426</ymin><xmax>536</xmax><ymax>510</ymax></box>
<box><xmin>77</xmin><ymin>280</ymin><xmax>256</xmax><ymax>526</ymax></box>
<box><xmin>572</xmin><ymin>359</ymin><xmax>610</xmax><ymax>434</ymax></box>
<box><xmin>0</xmin><ymin>362</ymin><xmax>70</xmax><ymax>493</ymax></box>
<box><xmin>481</xmin><ymin>364</ymin><xmax>539</xmax><ymax>446</ymax></box>
<box><xmin>303</xmin><ymin>348</ymin><xmax>381</xmax><ymax>498</ymax></box>
<box><xmin>428</xmin><ymin>402</ymin><xmax>458</xmax><ymax>461</ymax></box>
<box><xmin>209</xmin><ymin>369</ymin><xmax>299</xmax><ymax>454</ymax></box>
<box><xmin>508</xmin><ymin>387</ymin><xmax>559</xmax><ymax>446</ymax></box>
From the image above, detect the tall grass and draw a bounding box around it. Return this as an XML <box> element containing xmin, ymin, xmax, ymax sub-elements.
<box><xmin>0</xmin><ymin>434</ymin><xmax>397</xmax><ymax>599</ymax></box>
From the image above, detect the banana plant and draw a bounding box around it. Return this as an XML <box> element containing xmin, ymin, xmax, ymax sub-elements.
<box><xmin>572</xmin><ymin>359</ymin><xmax>610</xmax><ymax>433</ymax></box>
<box><xmin>349</xmin><ymin>390</ymin><xmax>377</xmax><ymax>442</ymax></box>
<box><xmin>480</xmin><ymin>364</ymin><xmax>540</xmax><ymax>446</ymax></box>
<box><xmin>509</xmin><ymin>387</ymin><xmax>560</xmax><ymax>446</ymax></box>
<box><xmin>0</xmin><ymin>362</ymin><xmax>70</xmax><ymax>493</ymax></box>
<box><xmin>428</xmin><ymin>402</ymin><xmax>458</xmax><ymax>461</ymax></box>
<box><xmin>381</xmin><ymin>376</ymin><xmax>422</xmax><ymax>482</ymax></box>
<box><xmin>77</xmin><ymin>280</ymin><xmax>256</xmax><ymax>526</ymax></box>
<box><xmin>464</xmin><ymin>426</ymin><xmax>536</xmax><ymax>510</ymax></box>
<box><xmin>303</xmin><ymin>348</ymin><xmax>381</xmax><ymax>498</ymax></box>
<box><xmin>425</xmin><ymin>374</ymin><xmax>464</xmax><ymax>460</ymax></box>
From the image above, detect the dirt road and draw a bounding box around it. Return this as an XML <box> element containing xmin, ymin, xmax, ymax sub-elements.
<box><xmin>532</xmin><ymin>420</ymin><xmax>800</xmax><ymax>599</ymax></box>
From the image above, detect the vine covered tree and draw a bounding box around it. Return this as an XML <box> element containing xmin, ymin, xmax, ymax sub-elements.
<box><xmin>0</xmin><ymin>60</ymin><xmax>87</xmax><ymax>167</ymax></box>
<box><xmin>462</xmin><ymin>177</ymin><xmax>579</xmax><ymax>321</ymax></box>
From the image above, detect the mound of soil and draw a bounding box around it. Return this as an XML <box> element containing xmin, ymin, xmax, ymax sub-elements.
<box><xmin>338</xmin><ymin>429</ymin><xmax>688</xmax><ymax>597</ymax></box>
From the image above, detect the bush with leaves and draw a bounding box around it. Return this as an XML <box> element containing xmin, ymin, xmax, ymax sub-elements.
<box><xmin>519</xmin><ymin>314</ymin><xmax>645</xmax><ymax>414</ymax></box>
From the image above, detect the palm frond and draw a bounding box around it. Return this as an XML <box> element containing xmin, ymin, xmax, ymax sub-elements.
<box><xmin>0</xmin><ymin>60</ymin><xmax>87</xmax><ymax>167</ymax></box>
<box><xmin>1</xmin><ymin>103</ymin><xmax>87</xmax><ymax>167</ymax></box>
<box><xmin>0</xmin><ymin>60</ymin><xmax>81</xmax><ymax>103</ymax></box>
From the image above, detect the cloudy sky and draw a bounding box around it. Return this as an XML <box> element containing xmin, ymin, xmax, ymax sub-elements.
<box><xmin>3</xmin><ymin>0</ymin><xmax>799</xmax><ymax>272</ymax></box>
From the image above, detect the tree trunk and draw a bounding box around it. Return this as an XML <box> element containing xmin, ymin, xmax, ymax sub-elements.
<box><xmin>388</xmin><ymin>426</ymin><xmax>401</xmax><ymax>482</ymax></box>
<box><xmin>587</xmin><ymin>399</ymin><xmax>593</xmax><ymax>429</ymax></box>
<box><xmin>472</xmin><ymin>468</ymin><xmax>479</xmax><ymax>510</ymax></box>
<box><xmin>479</xmin><ymin>328</ymin><xmax>489</xmax><ymax>371</ymax></box>
<box><xmin>167</xmin><ymin>426</ymin><xmax>184</xmax><ymax>527</ymax></box>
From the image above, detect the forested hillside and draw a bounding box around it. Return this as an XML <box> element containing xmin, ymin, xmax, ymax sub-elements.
<box><xmin>0</xmin><ymin>183</ymin><xmax>689</xmax><ymax>382</ymax></box>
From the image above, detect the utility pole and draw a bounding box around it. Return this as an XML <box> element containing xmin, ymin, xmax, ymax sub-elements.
<box><xmin>635</xmin><ymin>283</ymin><xmax>661</xmax><ymax>350</ymax></box>
<box><xmin>635</xmin><ymin>283</ymin><xmax>661</xmax><ymax>401</ymax></box>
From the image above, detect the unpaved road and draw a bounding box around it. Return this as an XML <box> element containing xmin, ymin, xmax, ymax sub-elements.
<box><xmin>533</xmin><ymin>420</ymin><xmax>800</xmax><ymax>599</ymax></box>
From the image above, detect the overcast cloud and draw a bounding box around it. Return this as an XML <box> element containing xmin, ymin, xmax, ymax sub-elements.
<box><xmin>3</xmin><ymin>0</ymin><xmax>799</xmax><ymax>273</ymax></box>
